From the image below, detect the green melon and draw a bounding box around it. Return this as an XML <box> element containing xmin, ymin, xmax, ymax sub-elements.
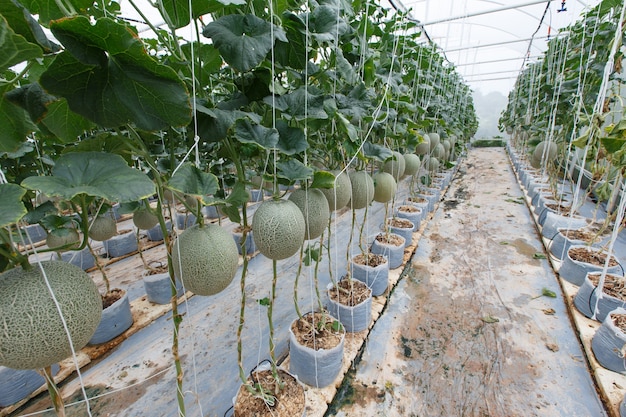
<box><xmin>348</xmin><ymin>171</ymin><xmax>375</xmax><ymax>210</ymax></box>
<box><xmin>252</xmin><ymin>199</ymin><xmax>305</xmax><ymax>260</ymax></box>
<box><xmin>403</xmin><ymin>154</ymin><xmax>420</xmax><ymax>176</ymax></box>
<box><xmin>133</xmin><ymin>208</ymin><xmax>159</xmax><ymax>230</ymax></box>
<box><xmin>88</xmin><ymin>216</ymin><xmax>117</xmax><ymax>241</ymax></box>
<box><xmin>288</xmin><ymin>189</ymin><xmax>330</xmax><ymax>240</ymax></box>
<box><xmin>382</xmin><ymin>151</ymin><xmax>406</xmax><ymax>180</ymax></box>
<box><xmin>46</xmin><ymin>228</ymin><xmax>80</xmax><ymax>251</ymax></box>
<box><xmin>428</xmin><ymin>133</ymin><xmax>440</xmax><ymax>151</ymax></box>
<box><xmin>442</xmin><ymin>139</ymin><xmax>451</xmax><ymax>154</ymax></box>
<box><xmin>428</xmin><ymin>157</ymin><xmax>440</xmax><ymax>173</ymax></box>
<box><xmin>0</xmin><ymin>261</ymin><xmax>102</xmax><ymax>370</ymax></box>
<box><xmin>373</xmin><ymin>172</ymin><xmax>397</xmax><ymax>203</ymax></box>
<box><xmin>432</xmin><ymin>143</ymin><xmax>446</xmax><ymax>159</ymax></box>
<box><xmin>172</xmin><ymin>224</ymin><xmax>239</xmax><ymax>296</ymax></box>
<box><xmin>320</xmin><ymin>170</ymin><xmax>352</xmax><ymax>212</ymax></box>
<box><xmin>415</xmin><ymin>135</ymin><xmax>430</xmax><ymax>155</ymax></box>
<box><xmin>532</xmin><ymin>141</ymin><xmax>557</xmax><ymax>162</ymax></box>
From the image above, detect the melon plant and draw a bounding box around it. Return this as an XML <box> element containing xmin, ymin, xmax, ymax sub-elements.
<box><xmin>133</xmin><ymin>207</ymin><xmax>159</xmax><ymax>230</ymax></box>
<box><xmin>172</xmin><ymin>224</ymin><xmax>239</xmax><ymax>296</ymax></box>
<box><xmin>0</xmin><ymin>261</ymin><xmax>102</xmax><ymax>370</ymax></box>
<box><xmin>88</xmin><ymin>216</ymin><xmax>117</xmax><ymax>241</ymax></box>
<box><xmin>403</xmin><ymin>154</ymin><xmax>420</xmax><ymax>176</ymax></box>
<box><xmin>46</xmin><ymin>228</ymin><xmax>80</xmax><ymax>251</ymax></box>
<box><xmin>252</xmin><ymin>199</ymin><xmax>306</xmax><ymax>260</ymax></box>
<box><xmin>373</xmin><ymin>172</ymin><xmax>397</xmax><ymax>203</ymax></box>
<box><xmin>288</xmin><ymin>189</ymin><xmax>330</xmax><ymax>240</ymax></box>
<box><xmin>348</xmin><ymin>171</ymin><xmax>375</xmax><ymax>210</ymax></box>
<box><xmin>382</xmin><ymin>151</ymin><xmax>406</xmax><ymax>180</ymax></box>
<box><xmin>320</xmin><ymin>170</ymin><xmax>352</xmax><ymax>212</ymax></box>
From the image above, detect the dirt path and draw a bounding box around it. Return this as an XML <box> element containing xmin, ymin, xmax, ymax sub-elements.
<box><xmin>330</xmin><ymin>148</ymin><xmax>607</xmax><ymax>417</ymax></box>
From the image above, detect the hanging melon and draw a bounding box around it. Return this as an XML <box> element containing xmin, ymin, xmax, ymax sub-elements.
<box><xmin>288</xmin><ymin>189</ymin><xmax>330</xmax><ymax>240</ymax></box>
<box><xmin>252</xmin><ymin>199</ymin><xmax>306</xmax><ymax>260</ymax></box>
<box><xmin>320</xmin><ymin>170</ymin><xmax>352</xmax><ymax>212</ymax></box>
<box><xmin>382</xmin><ymin>151</ymin><xmax>406</xmax><ymax>180</ymax></box>
<box><xmin>348</xmin><ymin>171</ymin><xmax>375</xmax><ymax>210</ymax></box>
<box><xmin>88</xmin><ymin>216</ymin><xmax>117</xmax><ymax>241</ymax></box>
<box><xmin>373</xmin><ymin>172</ymin><xmax>397</xmax><ymax>203</ymax></box>
<box><xmin>403</xmin><ymin>154</ymin><xmax>421</xmax><ymax>176</ymax></box>
<box><xmin>0</xmin><ymin>261</ymin><xmax>102</xmax><ymax>370</ymax></box>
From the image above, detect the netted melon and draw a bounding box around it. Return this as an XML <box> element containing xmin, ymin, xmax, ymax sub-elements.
<box><xmin>532</xmin><ymin>141</ymin><xmax>557</xmax><ymax>162</ymax></box>
<box><xmin>415</xmin><ymin>135</ymin><xmax>430</xmax><ymax>155</ymax></box>
<box><xmin>88</xmin><ymin>216</ymin><xmax>117</xmax><ymax>241</ymax></box>
<box><xmin>46</xmin><ymin>228</ymin><xmax>80</xmax><ymax>251</ymax></box>
<box><xmin>403</xmin><ymin>154</ymin><xmax>420</xmax><ymax>176</ymax></box>
<box><xmin>428</xmin><ymin>133</ymin><xmax>440</xmax><ymax>151</ymax></box>
<box><xmin>172</xmin><ymin>224</ymin><xmax>239</xmax><ymax>296</ymax></box>
<box><xmin>288</xmin><ymin>189</ymin><xmax>330</xmax><ymax>240</ymax></box>
<box><xmin>348</xmin><ymin>171</ymin><xmax>374</xmax><ymax>210</ymax></box>
<box><xmin>320</xmin><ymin>170</ymin><xmax>352</xmax><ymax>212</ymax></box>
<box><xmin>373</xmin><ymin>172</ymin><xmax>397</xmax><ymax>203</ymax></box>
<box><xmin>0</xmin><ymin>261</ymin><xmax>102</xmax><ymax>370</ymax></box>
<box><xmin>133</xmin><ymin>208</ymin><xmax>159</xmax><ymax>230</ymax></box>
<box><xmin>252</xmin><ymin>199</ymin><xmax>305</xmax><ymax>260</ymax></box>
<box><xmin>382</xmin><ymin>151</ymin><xmax>406</xmax><ymax>180</ymax></box>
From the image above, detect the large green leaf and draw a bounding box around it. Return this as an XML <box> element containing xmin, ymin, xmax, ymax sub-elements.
<box><xmin>275</xmin><ymin>120</ymin><xmax>308</xmax><ymax>155</ymax></box>
<box><xmin>0</xmin><ymin>15</ymin><xmax>43</xmax><ymax>71</ymax></box>
<box><xmin>5</xmin><ymin>83</ymin><xmax>55</xmax><ymax>122</ymax></box>
<box><xmin>39</xmin><ymin>16</ymin><xmax>191</xmax><ymax>130</ymax></box>
<box><xmin>17</xmin><ymin>0</ymin><xmax>95</xmax><ymax>25</ymax></box>
<box><xmin>274</xmin><ymin>12</ymin><xmax>307</xmax><ymax>70</ymax></box>
<box><xmin>234</xmin><ymin>119</ymin><xmax>279</xmax><ymax>149</ymax></box>
<box><xmin>168</xmin><ymin>163</ymin><xmax>219</xmax><ymax>203</ymax></box>
<box><xmin>362</xmin><ymin>142</ymin><xmax>392</xmax><ymax>162</ymax></box>
<box><xmin>0</xmin><ymin>0</ymin><xmax>60</xmax><ymax>52</ymax></box>
<box><xmin>277</xmin><ymin>159</ymin><xmax>313</xmax><ymax>182</ymax></box>
<box><xmin>0</xmin><ymin>184</ymin><xmax>27</xmax><ymax>228</ymax></box>
<box><xmin>266</xmin><ymin>88</ymin><xmax>328</xmax><ymax>120</ymax></box>
<box><xmin>0</xmin><ymin>86</ymin><xmax>36</xmax><ymax>153</ymax></box>
<box><xmin>309</xmin><ymin>5</ymin><xmax>348</xmax><ymax>43</ymax></box>
<box><xmin>202</xmin><ymin>14</ymin><xmax>287</xmax><ymax>72</ymax></box>
<box><xmin>40</xmin><ymin>99</ymin><xmax>94</xmax><ymax>142</ymax></box>
<box><xmin>21</xmin><ymin>152</ymin><xmax>156</xmax><ymax>203</ymax></box>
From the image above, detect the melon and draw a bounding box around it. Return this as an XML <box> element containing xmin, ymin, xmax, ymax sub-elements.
<box><xmin>373</xmin><ymin>172</ymin><xmax>397</xmax><ymax>203</ymax></box>
<box><xmin>252</xmin><ymin>199</ymin><xmax>305</xmax><ymax>260</ymax></box>
<box><xmin>172</xmin><ymin>224</ymin><xmax>239</xmax><ymax>296</ymax></box>
<box><xmin>133</xmin><ymin>208</ymin><xmax>159</xmax><ymax>230</ymax></box>
<box><xmin>428</xmin><ymin>133</ymin><xmax>440</xmax><ymax>151</ymax></box>
<box><xmin>403</xmin><ymin>154</ymin><xmax>420</xmax><ymax>176</ymax></box>
<box><xmin>432</xmin><ymin>143</ymin><xmax>446</xmax><ymax>159</ymax></box>
<box><xmin>288</xmin><ymin>189</ymin><xmax>330</xmax><ymax>240</ymax></box>
<box><xmin>442</xmin><ymin>140</ymin><xmax>451</xmax><ymax>154</ymax></box>
<box><xmin>88</xmin><ymin>216</ymin><xmax>117</xmax><ymax>241</ymax></box>
<box><xmin>415</xmin><ymin>135</ymin><xmax>430</xmax><ymax>155</ymax></box>
<box><xmin>320</xmin><ymin>170</ymin><xmax>352</xmax><ymax>212</ymax></box>
<box><xmin>532</xmin><ymin>141</ymin><xmax>557</xmax><ymax>162</ymax></box>
<box><xmin>428</xmin><ymin>157</ymin><xmax>440</xmax><ymax>173</ymax></box>
<box><xmin>382</xmin><ymin>151</ymin><xmax>406</xmax><ymax>180</ymax></box>
<box><xmin>348</xmin><ymin>171</ymin><xmax>375</xmax><ymax>210</ymax></box>
<box><xmin>46</xmin><ymin>228</ymin><xmax>80</xmax><ymax>251</ymax></box>
<box><xmin>0</xmin><ymin>261</ymin><xmax>102</xmax><ymax>370</ymax></box>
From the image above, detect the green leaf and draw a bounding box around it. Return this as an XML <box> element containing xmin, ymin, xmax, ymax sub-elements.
<box><xmin>0</xmin><ymin>184</ymin><xmax>27</xmax><ymax>228</ymax></box>
<box><xmin>541</xmin><ymin>287</ymin><xmax>557</xmax><ymax>298</ymax></box>
<box><xmin>0</xmin><ymin>86</ymin><xmax>36</xmax><ymax>153</ymax></box>
<box><xmin>258</xmin><ymin>297</ymin><xmax>270</xmax><ymax>306</ymax></box>
<box><xmin>533</xmin><ymin>252</ymin><xmax>547</xmax><ymax>259</ymax></box>
<box><xmin>0</xmin><ymin>0</ymin><xmax>59</xmax><ymax>53</ymax></box>
<box><xmin>267</xmin><ymin>88</ymin><xmax>328</xmax><ymax>120</ymax></box>
<box><xmin>601</xmin><ymin>137</ymin><xmax>626</xmax><ymax>154</ymax></box>
<box><xmin>5</xmin><ymin>83</ymin><xmax>55</xmax><ymax>123</ymax></box>
<box><xmin>168</xmin><ymin>164</ymin><xmax>219</xmax><ymax>202</ymax></box>
<box><xmin>40</xmin><ymin>99</ymin><xmax>94</xmax><ymax>143</ymax></box>
<box><xmin>274</xmin><ymin>11</ymin><xmax>307</xmax><ymax>70</ymax></box>
<box><xmin>0</xmin><ymin>15</ymin><xmax>42</xmax><ymax>72</ymax></box>
<box><xmin>310</xmin><ymin>5</ymin><xmax>348</xmax><ymax>42</ymax></box>
<box><xmin>222</xmin><ymin>181</ymin><xmax>250</xmax><ymax>223</ymax></box>
<box><xmin>22</xmin><ymin>201</ymin><xmax>57</xmax><ymax>225</ymax></box>
<box><xmin>234</xmin><ymin>119</ymin><xmax>280</xmax><ymax>149</ymax></box>
<box><xmin>17</xmin><ymin>0</ymin><xmax>94</xmax><ymax>25</ymax></box>
<box><xmin>21</xmin><ymin>152</ymin><xmax>156</xmax><ymax>203</ymax></box>
<box><xmin>275</xmin><ymin>120</ymin><xmax>308</xmax><ymax>155</ymax></box>
<box><xmin>310</xmin><ymin>171</ymin><xmax>335</xmax><ymax>189</ymax></box>
<box><xmin>202</xmin><ymin>14</ymin><xmax>287</xmax><ymax>72</ymax></box>
<box><xmin>277</xmin><ymin>159</ymin><xmax>313</xmax><ymax>182</ymax></box>
<box><xmin>40</xmin><ymin>16</ymin><xmax>191</xmax><ymax>130</ymax></box>
<box><xmin>303</xmin><ymin>244</ymin><xmax>320</xmax><ymax>266</ymax></box>
<box><xmin>361</xmin><ymin>142</ymin><xmax>393</xmax><ymax>162</ymax></box>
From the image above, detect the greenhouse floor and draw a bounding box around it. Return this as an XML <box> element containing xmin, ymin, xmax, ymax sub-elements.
<box><xmin>330</xmin><ymin>147</ymin><xmax>607</xmax><ymax>417</ymax></box>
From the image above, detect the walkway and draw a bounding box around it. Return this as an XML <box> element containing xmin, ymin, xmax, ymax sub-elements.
<box><xmin>331</xmin><ymin>147</ymin><xmax>607</xmax><ymax>417</ymax></box>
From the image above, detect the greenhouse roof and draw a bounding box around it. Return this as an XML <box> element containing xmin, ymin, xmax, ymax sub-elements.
<box><xmin>384</xmin><ymin>0</ymin><xmax>603</xmax><ymax>94</ymax></box>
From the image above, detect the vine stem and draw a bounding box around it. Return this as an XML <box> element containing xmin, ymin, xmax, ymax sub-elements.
<box><xmin>358</xmin><ymin>202</ymin><xmax>370</xmax><ymax>254</ymax></box>
<box><xmin>293</xmin><ymin>244</ymin><xmax>305</xmax><ymax>320</ymax></box>
<box><xmin>268</xmin><ymin>259</ymin><xmax>281</xmax><ymax>385</ymax></box>
<box><xmin>42</xmin><ymin>366</ymin><xmax>65</xmax><ymax>417</ymax></box>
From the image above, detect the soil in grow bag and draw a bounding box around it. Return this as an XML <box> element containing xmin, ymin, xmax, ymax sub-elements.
<box><xmin>569</xmin><ymin>247</ymin><xmax>620</xmax><ymax>267</ymax></box>
<box><xmin>234</xmin><ymin>369</ymin><xmax>305</xmax><ymax>417</ymax></box>
<box><xmin>328</xmin><ymin>279</ymin><xmax>371</xmax><ymax>306</ymax></box>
